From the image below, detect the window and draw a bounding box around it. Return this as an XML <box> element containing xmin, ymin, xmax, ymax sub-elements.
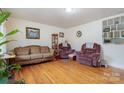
<box><xmin>0</xmin><ymin>23</ymin><xmax>6</xmax><ymax>54</ymax></box>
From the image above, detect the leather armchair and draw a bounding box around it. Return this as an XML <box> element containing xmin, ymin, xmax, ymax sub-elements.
<box><xmin>76</xmin><ymin>43</ymin><xmax>101</xmax><ymax>67</ymax></box>
<box><xmin>59</xmin><ymin>43</ymin><xmax>75</xmax><ymax>59</ymax></box>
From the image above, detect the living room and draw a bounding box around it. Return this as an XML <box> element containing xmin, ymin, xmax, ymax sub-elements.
<box><xmin>0</xmin><ymin>8</ymin><xmax>124</xmax><ymax>84</ymax></box>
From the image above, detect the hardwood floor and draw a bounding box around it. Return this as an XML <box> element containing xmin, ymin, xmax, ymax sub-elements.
<box><xmin>15</xmin><ymin>60</ymin><xmax>124</xmax><ymax>84</ymax></box>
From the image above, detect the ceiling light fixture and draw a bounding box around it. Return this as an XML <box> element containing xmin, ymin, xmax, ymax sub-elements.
<box><xmin>65</xmin><ymin>8</ymin><xmax>72</xmax><ymax>12</ymax></box>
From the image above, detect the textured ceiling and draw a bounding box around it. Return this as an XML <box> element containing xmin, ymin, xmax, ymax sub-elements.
<box><xmin>4</xmin><ymin>8</ymin><xmax>124</xmax><ymax>28</ymax></box>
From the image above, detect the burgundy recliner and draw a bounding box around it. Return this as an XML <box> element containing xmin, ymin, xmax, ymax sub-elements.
<box><xmin>59</xmin><ymin>43</ymin><xmax>74</xmax><ymax>59</ymax></box>
<box><xmin>76</xmin><ymin>43</ymin><xmax>101</xmax><ymax>67</ymax></box>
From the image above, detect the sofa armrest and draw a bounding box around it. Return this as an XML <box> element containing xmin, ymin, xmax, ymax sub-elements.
<box><xmin>49</xmin><ymin>48</ymin><xmax>54</xmax><ymax>55</ymax></box>
<box><xmin>8</xmin><ymin>49</ymin><xmax>16</xmax><ymax>55</ymax></box>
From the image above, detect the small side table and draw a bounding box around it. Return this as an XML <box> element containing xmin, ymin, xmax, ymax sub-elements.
<box><xmin>0</xmin><ymin>54</ymin><xmax>16</xmax><ymax>64</ymax></box>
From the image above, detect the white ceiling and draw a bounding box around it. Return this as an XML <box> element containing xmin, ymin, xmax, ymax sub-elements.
<box><xmin>4</xmin><ymin>8</ymin><xmax>124</xmax><ymax>28</ymax></box>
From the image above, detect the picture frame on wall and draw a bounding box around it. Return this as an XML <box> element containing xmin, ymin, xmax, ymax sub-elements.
<box><xmin>59</xmin><ymin>32</ymin><xmax>64</xmax><ymax>38</ymax></box>
<box><xmin>26</xmin><ymin>27</ymin><xmax>40</xmax><ymax>39</ymax></box>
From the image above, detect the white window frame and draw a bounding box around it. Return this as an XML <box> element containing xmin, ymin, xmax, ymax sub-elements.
<box><xmin>0</xmin><ymin>23</ymin><xmax>6</xmax><ymax>54</ymax></box>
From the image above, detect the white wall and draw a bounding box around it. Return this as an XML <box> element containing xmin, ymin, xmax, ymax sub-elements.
<box><xmin>65</xmin><ymin>13</ymin><xmax>124</xmax><ymax>69</ymax></box>
<box><xmin>6</xmin><ymin>18</ymin><xmax>65</xmax><ymax>51</ymax></box>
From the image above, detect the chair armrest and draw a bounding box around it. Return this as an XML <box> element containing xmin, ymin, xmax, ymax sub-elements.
<box><xmin>91</xmin><ymin>53</ymin><xmax>101</xmax><ymax>63</ymax></box>
<box><xmin>58</xmin><ymin>49</ymin><xmax>63</xmax><ymax>52</ymax></box>
<box><xmin>72</xmin><ymin>49</ymin><xmax>75</xmax><ymax>52</ymax></box>
<box><xmin>76</xmin><ymin>51</ymin><xmax>84</xmax><ymax>57</ymax></box>
<box><xmin>76</xmin><ymin>51</ymin><xmax>85</xmax><ymax>55</ymax></box>
<box><xmin>68</xmin><ymin>49</ymin><xmax>75</xmax><ymax>54</ymax></box>
<box><xmin>91</xmin><ymin>53</ymin><xmax>101</xmax><ymax>66</ymax></box>
<box><xmin>76</xmin><ymin>51</ymin><xmax>81</xmax><ymax>55</ymax></box>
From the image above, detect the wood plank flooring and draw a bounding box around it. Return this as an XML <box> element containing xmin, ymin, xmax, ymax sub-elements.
<box><xmin>15</xmin><ymin>60</ymin><xmax>124</xmax><ymax>84</ymax></box>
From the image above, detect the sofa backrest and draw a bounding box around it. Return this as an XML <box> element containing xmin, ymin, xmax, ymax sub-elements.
<box><xmin>14</xmin><ymin>47</ymin><xmax>30</xmax><ymax>56</ymax></box>
<box><xmin>40</xmin><ymin>46</ymin><xmax>50</xmax><ymax>53</ymax></box>
<box><xmin>29</xmin><ymin>45</ymin><xmax>41</xmax><ymax>54</ymax></box>
<box><xmin>14</xmin><ymin>45</ymin><xmax>50</xmax><ymax>56</ymax></box>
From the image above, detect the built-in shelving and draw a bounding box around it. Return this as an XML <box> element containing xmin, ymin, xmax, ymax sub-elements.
<box><xmin>103</xmin><ymin>15</ymin><xmax>124</xmax><ymax>44</ymax></box>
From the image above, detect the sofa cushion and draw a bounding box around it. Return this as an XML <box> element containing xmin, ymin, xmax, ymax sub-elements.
<box><xmin>30</xmin><ymin>46</ymin><xmax>41</xmax><ymax>54</ymax></box>
<box><xmin>40</xmin><ymin>46</ymin><xmax>50</xmax><ymax>53</ymax></box>
<box><xmin>42</xmin><ymin>53</ymin><xmax>53</xmax><ymax>58</ymax></box>
<box><xmin>15</xmin><ymin>55</ymin><xmax>30</xmax><ymax>62</ymax></box>
<box><xmin>30</xmin><ymin>54</ymin><xmax>43</xmax><ymax>59</ymax></box>
<box><xmin>14</xmin><ymin>47</ymin><xmax>30</xmax><ymax>56</ymax></box>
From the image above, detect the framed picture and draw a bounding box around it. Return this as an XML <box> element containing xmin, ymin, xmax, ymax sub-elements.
<box><xmin>59</xmin><ymin>32</ymin><xmax>64</xmax><ymax>38</ymax></box>
<box><xmin>26</xmin><ymin>27</ymin><xmax>40</xmax><ymax>39</ymax></box>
